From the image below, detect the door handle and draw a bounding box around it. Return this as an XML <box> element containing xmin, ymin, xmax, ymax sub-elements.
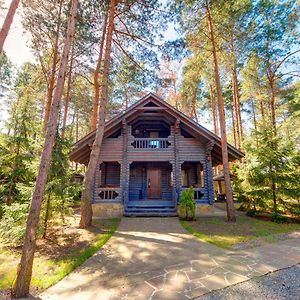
<box><xmin>148</xmin><ymin>179</ymin><xmax>151</xmax><ymax>188</ymax></box>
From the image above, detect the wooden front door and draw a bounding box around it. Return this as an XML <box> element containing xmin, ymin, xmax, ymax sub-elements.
<box><xmin>147</xmin><ymin>168</ymin><xmax>161</xmax><ymax>199</ymax></box>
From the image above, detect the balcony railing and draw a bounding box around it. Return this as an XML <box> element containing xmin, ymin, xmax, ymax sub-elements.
<box><xmin>131</xmin><ymin>138</ymin><xmax>170</xmax><ymax>149</ymax></box>
<box><xmin>182</xmin><ymin>187</ymin><xmax>205</xmax><ymax>201</ymax></box>
<box><xmin>97</xmin><ymin>187</ymin><xmax>120</xmax><ymax>200</ymax></box>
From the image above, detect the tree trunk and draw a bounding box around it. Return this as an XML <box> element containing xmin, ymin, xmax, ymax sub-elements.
<box><xmin>42</xmin><ymin>193</ymin><xmax>51</xmax><ymax>239</ymax></box>
<box><xmin>12</xmin><ymin>1</ymin><xmax>79</xmax><ymax>297</ymax></box>
<box><xmin>80</xmin><ymin>0</ymin><xmax>116</xmax><ymax>228</ymax></box>
<box><xmin>43</xmin><ymin>0</ymin><xmax>63</xmax><ymax>128</ymax></box>
<box><xmin>190</xmin><ymin>89</ymin><xmax>198</xmax><ymax>122</ymax></box>
<box><xmin>205</xmin><ymin>0</ymin><xmax>236</xmax><ymax>222</ymax></box>
<box><xmin>231</xmin><ymin>105</ymin><xmax>237</xmax><ymax>147</ymax></box>
<box><xmin>0</xmin><ymin>0</ymin><xmax>20</xmax><ymax>54</ymax></box>
<box><xmin>209</xmin><ymin>84</ymin><xmax>218</xmax><ymax>135</ymax></box>
<box><xmin>257</xmin><ymin>85</ymin><xmax>266</xmax><ymax>123</ymax></box>
<box><xmin>268</xmin><ymin>73</ymin><xmax>277</xmax><ymax>135</ymax></box>
<box><xmin>61</xmin><ymin>44</ymin><xmax>74</xmax><ymax>138</ymax></box>
<box><xmin>251</xmin><ymin>100</ymin><xmax>258</xmax><ymax>148</ymax></box>
<box><xmin>91</xmin><ymin>13</ymin><xmax>108</xmax><ymax>130</ymax></box>
<box><xmin>230</xmin><ymin>31</ymin><xmax>242</xmax><ymax>149</ymax></box>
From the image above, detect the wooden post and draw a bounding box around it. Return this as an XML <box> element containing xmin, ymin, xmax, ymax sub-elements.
<box><xmin>173</xmin><ymin>119</ymin><xmax>181</xmax><ymax>204</ymax></box>
<box><xmin>205</xmin><ymin>141</ymin><xmax>215</xmax><ymax>205</ymax></box>
<box><xmin>121</xmin><ymin>119</ymin><xmax>129</xmax><ymax>208</ymax></box>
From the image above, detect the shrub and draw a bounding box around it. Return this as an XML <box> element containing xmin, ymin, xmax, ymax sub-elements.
<box><xmin>178</xmin><ymin>186</ymin><xmax>195</xmax><ymax>220</ymax></box>
<box><xmin>0</xmin><ymin>203</ymin><xmax>29</xmax><ymax>246</ymax></box>
<box><xmin>246</xmin><ymin>209</ymin><xmax>256</xmax><ymax>217</ymax></box>
<box><xmin>270</xmin><ymin>212</ymin><xmax>290</xmax><ymax>223</ymax></box>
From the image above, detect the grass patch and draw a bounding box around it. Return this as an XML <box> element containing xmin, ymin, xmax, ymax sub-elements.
<box><xmin>0</xmin><ymin>217</ymin><xmax>120</xmax><ymax>291</ymax></box>
<box><xmin>180</xmin><ymin>215</ymin><xmax>300</xmax><ymax>249</ymax></box>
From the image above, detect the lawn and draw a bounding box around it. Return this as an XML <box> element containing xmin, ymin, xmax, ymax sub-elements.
<box><xmin>181</xmin><ymin>215</ymin><xmax>300</xmax><ymax>250</ymax></box>
<box><xmin>0</xmin><ymin>217</ymin><xmax>120</xmax><ymax>297</ymax></box>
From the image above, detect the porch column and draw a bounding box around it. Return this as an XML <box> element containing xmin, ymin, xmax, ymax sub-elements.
<box><xmin>173</xmin><ymin>118</ymin><xmax>181</xmax><ymax>203</ymax></box>
<box><xmin>92</xmin><ymin>161</ymin><xmax>102</xmax><ymax>203</ymax></box>
<box><xmin>205</xmin><ymin>141</ymin><xmax>215</xmax><ymax>204</ymax></box>
<box><xmin>120</xmin><ymin>119</ymin><xmax>129</xmax><ymax>205</ymax></box>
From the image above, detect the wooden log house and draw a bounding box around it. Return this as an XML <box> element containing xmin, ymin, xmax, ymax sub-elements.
<box><xmin>70</xmin><ymin>93</ymin><xmax>244</xmax><ymax>217</ymax></box>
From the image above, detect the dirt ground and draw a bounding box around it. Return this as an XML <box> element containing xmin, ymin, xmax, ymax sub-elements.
<box><xmin>0</xmin><ymin>216</ymin><xmax>117</xmax><ymax>300</ymax></box>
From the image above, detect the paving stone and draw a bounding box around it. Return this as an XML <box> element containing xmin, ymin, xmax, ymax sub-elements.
<box><xmin>199</xmin><ymin>272</ymin><xmax>228</xmax><ymax>290</ymax></box>
<box><xmin>39</xmin><ymin>217</ymin><xmax>300</xmax><ymax>300</ymax></box>
<box><xmin>185</xmin><ymin>286</ymin><xmax>211</xmax><ymax>298</ymax></box>
<box><xmin>146</xmin><ymin>275</ymin><xmax>165</xmax><ymax>290</ymax></box>
<box><xmin>186</xmin><ymin>270</ymin><xmax>205</xmax><ymax>280</ymax></box>
<box><xmin>225</xmin><ymin>272</ymin><xmax>249</xmax><ymax>285</ymax></box>
<box><xmin>151</xmin><ymin>290</ymin><xmax>186</xmax><ymax>300</ymax></box>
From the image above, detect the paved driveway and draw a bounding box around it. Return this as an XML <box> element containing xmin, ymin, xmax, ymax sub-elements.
<box><xmin>40</xmin><ymin>217</ymin><xmax>300</xmax><ymax>300</ymax></box>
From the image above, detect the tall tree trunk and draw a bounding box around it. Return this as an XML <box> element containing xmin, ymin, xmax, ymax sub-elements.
<box><xmin>91</xmin><ymin>13</ymin><xmax>108</xmax><ymax>130</ymax></box>
<box><xmin>231</xmin><ymin>105</ymin><xmax>237</xmax><ymax>147</ymax></box>
<box><xmin>190</xmin><ymin>89</ymin><xmax>198</xmax><ymax>122</ymax></box>
<box><xmin>230</xmin><ymin>31</ymin><xmax>242</xmax><ymax>148</ymax></box>
<box><xmin>231</xmin><ymin>75</ymin><xmax>239</xmax><ymax>148</ymax></box>
<box><xmin>80</xmin><ymin>0</ymin><xmax>116</xmax><ymax>228</ymax></box>
<box><xmin>12</xmin><ymin>1</ymin><xmax>79</xmax><ymax>297</ymax></box>
<box><xmin>209</xmin><ymin>84</ymin><xmax>218</xmax><ymax>135</ymax></box>
<box><xmin>0</xmin><ymin>0</ymin><xmax>20</xmax><ymax>54</ymax></box>
<box><xmin>61</xmin><ymin>44</ymin><xmax>74</xmax><ymax>138</ymax></box>
<box><xmin>205</xmin><ymin>0</ymin><xmax>236</xmax><ymax>222</ymax></box>
<box><xmin>42</xmin><ymin>193</ymin><xmax>51</xmax><ymax>239</ymax></box>
<box><xmin>268</xmin><ymin>73</ymin><xmax>277</xmax><ymax>135</ymax></box>
<box><xmin>125</xmin><ymin>89</ymin><xmax>129</xmax><ymax>109</ymax></box>
<box><xmin>43</xmin><ymin>0</ymin><xmax>63</xmax><ymax>128</ymax></box>
<box><xmin>251</xmin><ymin>100</ymin><xmax>258</xmax><ymax>148</ymax></box>
<box><xmin>257</xmin><ymin>85</ymin><xmax>266</xmax><ymax>123</ymax></box>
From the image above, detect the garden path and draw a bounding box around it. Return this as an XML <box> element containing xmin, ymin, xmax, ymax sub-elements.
<box><xmin>38</xmin><ymin>217</ymin><xmax>300</xmax><ymax>300</ymax></box>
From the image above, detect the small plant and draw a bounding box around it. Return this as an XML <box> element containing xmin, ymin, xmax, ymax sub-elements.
<box><xmin>270</xmin><ymin>212</ymin><xmax>290</xmax><ymax>223</ymax></box>
<box><xmin>246</xmin><ymin>209</ymin><xmax>256</xmax><ymax>217</ymax></box>
<box><xmin>178</xmin><ymin>186</ymin><xmax>196</xmax><ymax>220</ymax></box>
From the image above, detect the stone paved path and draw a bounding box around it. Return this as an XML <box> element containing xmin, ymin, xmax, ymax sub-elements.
<box><xmin>39</xmin><ymin>217</ymin><xmax>300</xmax><ymax>300</ymax></box>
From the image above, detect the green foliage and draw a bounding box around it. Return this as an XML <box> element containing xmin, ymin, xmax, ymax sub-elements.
<box><xmin>0</xmin><ymin>63</ymin><xmax>42</xmax><ymax>205</ymax></box>
<box><xmin>246</xmin><ymin>209</ymin><xmax>256</xmax><ymax>217</ymax></box>
<box><xmin>270</xmin><ymin>212</ymin><xmax>290</xmax><ymax>224</ymax></box>
<box><xmin>233</xmin><ymin>124</ymin><xmax>300</xmax><ymax>216</ymax></box>
<box><xmin>0</xmin><ymin>203</ymin><xmax>29</xmax><ymax>246</ymax></box>
<box><xmin>178</xmin><ymin>187</ymin><xmax>196</xmax><ymax>220</ymax></box>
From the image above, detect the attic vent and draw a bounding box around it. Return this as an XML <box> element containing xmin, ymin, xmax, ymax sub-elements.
<box><xmin>144</xmin><ymin>101</ymin><xmax>159</xmax><ymax>107</ymax></box>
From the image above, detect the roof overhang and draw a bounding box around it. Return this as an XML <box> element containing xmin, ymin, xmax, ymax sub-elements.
<box><xmin>69</xmin><ymin>93</ymin><xmax>244</xmax><ymax>165</ymax></box>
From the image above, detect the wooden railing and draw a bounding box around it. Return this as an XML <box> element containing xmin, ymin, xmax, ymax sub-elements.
<box><xmin>131</xmin><ymin>138</ymin><xmax>170</xmax><ymax>149</ymax></box>
<box><xmin>97</xmin><ymin>187</ymin><xmax>120</xmax><ymax>200</ymax></box>
<box><xmin>182</xmin><ymin>187</ymin><xmax>205</xmax><ymax>201</ymax></box>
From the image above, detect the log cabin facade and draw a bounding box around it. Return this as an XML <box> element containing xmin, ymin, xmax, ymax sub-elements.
<box><xmin>70</xmin><ymin>93</ymin><xmax>244</xmax><ymax>217</ymax></box>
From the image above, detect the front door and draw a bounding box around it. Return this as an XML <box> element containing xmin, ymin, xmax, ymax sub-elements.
<box><xmin>147</xmin><ymin>168</ymin><xmax>161</xmax><ymax>199</ymax></box>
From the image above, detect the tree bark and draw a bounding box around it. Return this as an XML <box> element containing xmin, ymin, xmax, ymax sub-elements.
<box><xmin>268</xmin><ymin>72</ymin><xmax>277</xmax><ymax>135</ymax></box>
<box><xmin>251</xmin><ymin>99</ymin><xmax>258</xmax><ymax>148</ymax></box>
<box><xmin>230</xmin><ymin>31</ymin><xmax>242</xmax><ymax>148</ymax></box>
<box><xmin>0</xmin><ymin>0</ymin><xmax>20</xmax><ymax>54</ymax></box>
<box><xmin>80</xmin><ymin>0</ymin><xmax>116</xmax><ymax>228</ymax></box>
<box><xmin>209</xmin><ymin>84</ymin><xmax>218</xmax><ymax>135</ymax></box>
<box><xmin>42</xmin><ymin>193</ymin><xmax>51</xmax><ymax>239</ymax></box>
<box><xmin>61</xmin><ymin>44</ymin><xmax>74</xmax><ymax>138</ymax></box>
<box><xmin>43</xmin><ymin>0</ymin><xmax>63</xmax><ymax>128</ymax></box>
<box><xmin>91</xmin><ymin>12</ymin><xmax>108</xmax><ymax>130</ymax></box>
<box><xmin>12</xmin><ymin>1</ymin><xmax>79</xmax><ymax>297</ymax></box>
<box><xmin>205</xmin><ymin>0</ymin><xmax>236</xmax><ymax>222</ymax></box>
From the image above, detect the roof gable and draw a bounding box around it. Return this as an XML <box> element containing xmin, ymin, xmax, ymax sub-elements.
<box><xmin>70</xmin><ymin>93</ymin><xmax>244</xmax><ymax>164</ymax></box>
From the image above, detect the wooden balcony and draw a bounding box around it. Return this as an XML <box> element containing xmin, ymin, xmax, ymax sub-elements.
<box><xmin>131</xmin><ymin>138</ymin><xmax>170</xmax><ymax>149</ymax></box>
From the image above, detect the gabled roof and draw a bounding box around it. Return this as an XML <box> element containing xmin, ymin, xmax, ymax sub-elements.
<box><xmin>70</xmin><ymin>92</ymin><xmax>244</xmax><ymax>164</ymax></box>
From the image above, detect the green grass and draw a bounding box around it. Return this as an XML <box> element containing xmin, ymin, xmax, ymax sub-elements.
<box><xmin>0</xmin><ymin>218</ymin><xmax>120</xmax><ymax>291</ymax></box>
<box><xmin>180</xmin><ymin>215</ymin><xmax>300</xmax><ymax>249</ymax></box>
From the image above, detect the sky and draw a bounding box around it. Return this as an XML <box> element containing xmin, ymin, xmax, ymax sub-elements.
<box><xmin>1</xmin><ymin>0</ymin><xmax>35</xmax><ymax>66</ymax></box>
